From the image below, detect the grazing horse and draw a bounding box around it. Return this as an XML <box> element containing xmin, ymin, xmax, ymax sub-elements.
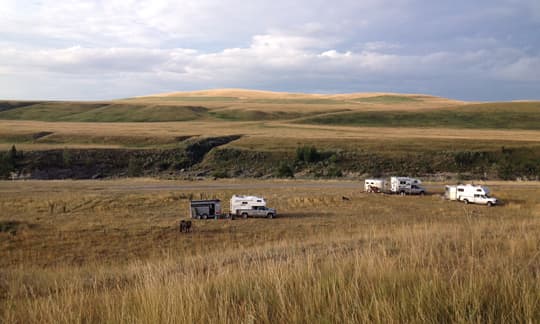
<box><xmin>179</xmin><ymin>220</ymin><xmax>192</xmax><ymax>233</ymax></box>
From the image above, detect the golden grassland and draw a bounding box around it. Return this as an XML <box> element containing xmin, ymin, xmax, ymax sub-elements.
<box><xmin>2</xmin><ymin>119</ymin><xmax>540</xmax><ymax>151</ymax></box>
<box><xmin>129</xmin><ymin>88</ymin><xmax>467</xmax><ymax>112</ymax></box>
<box><xmin>1</xmin><ymin>179</ymin><xmax>539</xmax><ymax>323</ymax></box>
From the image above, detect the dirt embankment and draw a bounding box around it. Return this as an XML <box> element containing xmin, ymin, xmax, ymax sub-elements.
<box><xmin>2</xmin><ymin>137</ymin><xmax>539</xmax><ymax>180</ymax></box>
<box><xmin>6</xmin><ymin>135</ymin><xmax>242</xmax><ymax>179</ymax></box>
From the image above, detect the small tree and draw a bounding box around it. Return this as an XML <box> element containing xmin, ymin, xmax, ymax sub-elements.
<box><xmin>296</xmin><ymin>146</ymin><xmax>320</xmax><ymax>163</ymax></box>
<box><xmin>276</xmin><ymin>162</ymin><xmax>294</xmax><ymax>178</ymax></box>
<box><xmin>9</xmin><ymin>145</ymin><xmax>17</xmax><ymax>161</ymax></box>
<box><xmin>127</xmin><ymin>158</ymin><xmax>143</xmax><ymax>177</ymax></box>
<box><xmin>326</xmin><ymin>165</ymin><xmax>343</xmax><ymax>178</ymax></box>
<box><xmin>62</xmin><ymin>149</ymin><xmax>73</xmax><ymax>168</ymax></box>
<box><xmin>0</xmin><ymin>146</ymin><xmax>18</xmax><ymax>178</ymax></box>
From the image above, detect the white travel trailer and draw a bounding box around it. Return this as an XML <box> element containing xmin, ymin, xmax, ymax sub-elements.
<box><xmin>390</xmin><ymin>176</ymin><xmax>426</xmax><ymax>195</ymax></box>
<box><xmin>445</xmin><ymin>184</ymin><xmax>498</xmax><ymax>206</ymax></box>
<box><xmin>230</xmin><ymin>195</ymin><xmax>267</xmax><ymax>215</ymax></box>
<box><xmin>364</xmin><ymin>179</ymin><xmax>387</xmax><ymax>193</ymax></box>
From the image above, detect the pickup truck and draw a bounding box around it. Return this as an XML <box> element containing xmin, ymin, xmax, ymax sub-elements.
<box><xmin>460</xmin><ymin>194</ymin><xmax>498</xmax><ymax>207</ymax></box>
<box><xmin>235</xmin><ymin>206</ymin><xmax>277</xmax><ymax>219</ymax></box>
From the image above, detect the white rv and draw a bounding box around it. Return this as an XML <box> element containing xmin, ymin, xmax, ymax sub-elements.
<box><xmin>390</xmin><ymin>177</ymin><xmax>426</xmax><ymax>195</ymax></box>
<box><xmin>364</xmin><ymin>179</ymin><xmax>387</xmax><ymax>193</ymax></box>
<box><xmin>229</xmin><ymin>195</ymin><xmax>276</xmax><ymax>218</ymax></box>
<box><xmin>230</xmin><ymin>195</ymin><xmax>267</xmax><ymax>215</ymax></box>
<box><xmin>445</xmin><ymin>184</ymin><xmax>498</xmax><ymax>206</ymax></box>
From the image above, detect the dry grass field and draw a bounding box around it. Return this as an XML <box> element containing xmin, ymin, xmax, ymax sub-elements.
<box><xmin>1</xmin><ymin>179</ymin><xmax>539</xmax><ymax>323</ymax></box>
<box><xmin>127</xmin><ymin>89</ymin><xmax>467</xmax><ymax>114</ymax></box>
<box><xmin>2</xmin><ymin>119</ymin><xmax>540</xmax><ymax>151</ymax></box>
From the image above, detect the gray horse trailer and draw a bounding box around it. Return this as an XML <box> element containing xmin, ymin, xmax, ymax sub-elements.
<box><xmin>190</xmin><ymin>199</ymin><xmax>222</xmax><ymax>219</ymax></box>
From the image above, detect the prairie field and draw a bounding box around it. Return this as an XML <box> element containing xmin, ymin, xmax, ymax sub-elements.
<box><xmin>2</xmin><ymin>119</ymin><xmax>540</xmax><ymax>151</ymax></box>
<box><xmin>1</xmin><ymin>179</ymin><xmax>539</xmax><ymax>323</ymax></box>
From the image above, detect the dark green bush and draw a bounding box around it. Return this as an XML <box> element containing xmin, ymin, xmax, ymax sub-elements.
<box><xmin>276</xmin><ymin>162</ymin><xmax>294</xmax><ymax>178</ymax></box>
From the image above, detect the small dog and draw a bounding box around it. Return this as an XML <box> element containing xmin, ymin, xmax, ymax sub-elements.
<box><xmin>179</xmin><ymin>220</ymin><xmax>192</xmax><ymax>233</ymax></box>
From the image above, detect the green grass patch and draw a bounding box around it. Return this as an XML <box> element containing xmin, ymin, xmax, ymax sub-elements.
<box><xmin>0</xmin><ymin>101</ymin><xmax>41</xmax><ymax>112</ymax></box>
<box><xmin>145</xmin><ymin>96</ymin><xmax>240</xmax><ymax>102</ymax></box>
<box><xmin>298</xmin><ymin>102</ymin><xmax>540</xmax><ymax>129</ymax></box>
<box><xmin>209</xmin><ymin>109</ymin><xmax>305</xmax><ymax>121</ymax></box>
<box><xmin>351</xmin><ymin>95</ymin><xmax>421</xmax><ymax>104</ymax></box>
<box><xmin>0</xmin><ymin>102</ymin><xmax>106</xmax><ymax>120</ymax></box>
<box><xmin>248</xmin><ymin>98</ymin><xmax>346</xmax><ymax>105</ymax></box>
<box><xmin>67</xmin><ymin>105</ymin><xmax>208</xmax><ymax>122</ymax></box>
<box><xmin>0</xmin><ymin>102</ymin><xmax>210</xmax><ymax>122</ymax></box>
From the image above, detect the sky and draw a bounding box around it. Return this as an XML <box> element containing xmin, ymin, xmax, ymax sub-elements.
<box><xmin>0</xmin><ymin>0</ymin><xmax>539</xmax><ymax>101</ymax></box>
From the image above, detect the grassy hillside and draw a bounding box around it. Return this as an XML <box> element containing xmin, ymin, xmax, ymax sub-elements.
<box><xmin>351</xmin><ymin>95</ymin><xmax>421</xmax><ymax>104</ymax></box>
<box><xmin>298</xmin><ymin>102</ymin><xmax>540</xmax><ymax>130</ymax></box>
<box><xmin>0</xmin><ymin>102</ymin><xmax>210</xmax><ymax>122</ymax></box>
<box><xmin>1</xmin><ymin>91</ymin><xmax>538</xmax><ymax>130</ymax></box>
<box><xmin>0</xmin><ymin>89</ymin><xmax>468</xmax><ymax>123</ymax></box>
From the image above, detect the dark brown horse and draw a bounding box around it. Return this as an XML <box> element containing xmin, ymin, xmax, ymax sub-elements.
<box><xmin>179</xmin><ymin>220</ymin><xmax>192</xmax><ymax>233</ymax></box>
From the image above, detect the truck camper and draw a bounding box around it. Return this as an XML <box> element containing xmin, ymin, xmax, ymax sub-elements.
<box><xmin>445</xmin><ymin>184</ymin><xmax>498</xmax><ymax>206</ymax></box>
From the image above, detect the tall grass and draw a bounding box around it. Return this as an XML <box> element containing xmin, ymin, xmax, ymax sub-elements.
<box><xmin>1</xmin><ymin>181</ymin><xmax>539</xmax><ymax>323</ymax></box>
<box><xmin>2</xmin><ymin>222</ymin><xmax>539</xmax><ymax>323</ymax></box>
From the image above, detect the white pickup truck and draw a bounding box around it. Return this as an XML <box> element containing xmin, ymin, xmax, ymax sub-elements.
<box><xmin>461</xmin><ymin>194</ymin><xmax>498</xmax><ymax>206</ymax></box>
<box><xmin>445</xmin><ymin>184</ymin><xmax>498</xmax><ymax>206</ymax></box>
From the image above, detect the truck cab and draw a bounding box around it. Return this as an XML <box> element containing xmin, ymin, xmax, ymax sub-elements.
<box><xmin>409</xmin><ymin>184</ymin><xmax>426</xmax><ymax>195</ymax></box>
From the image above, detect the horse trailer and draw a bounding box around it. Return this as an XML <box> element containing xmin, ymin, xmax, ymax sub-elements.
<box><xmin>190</xmin><ymin>199</ymin><xmax>222</xmax><ymax>219</ymax></box>
<box><xmin>364</xmin><ymin>179</ymin><xmax>387</xmax><ymax>193</ymax></box>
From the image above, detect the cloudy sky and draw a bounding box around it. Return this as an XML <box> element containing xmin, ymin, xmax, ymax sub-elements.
<box><xmin>1</xmin><ymin>0</ymin><xmax>539</xmax><ymax>101</ymax></box>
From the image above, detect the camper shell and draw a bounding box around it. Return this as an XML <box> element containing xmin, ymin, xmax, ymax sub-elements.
<box><xmin>190</xmin><ymin>199</ymin><xmax>222</xmax><ymax>219</ymax></box>
<box><xmin>390</xmin><ymin>177</ymin><xmax>426</xmax><ymax>195</ymax></box>
<box><xmin>230</xmin><ymin>195</ymin><xmax>276</xmax><ymax>218</ymax></box>
<box><xmin>230</xmin><ymin>195</ymin><xmax>267</xmax><ymax>215</ymax></box>
<box><xmin>445</xmin><ymin>184</ymin><xmax>497</xmax><ymax>206</ymax></box>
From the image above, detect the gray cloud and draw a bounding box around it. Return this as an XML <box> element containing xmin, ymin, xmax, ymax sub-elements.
<box><xmin>0</xmin><ymin>0</ymin><xmax>538</xmax><ymax>100</ymax></box>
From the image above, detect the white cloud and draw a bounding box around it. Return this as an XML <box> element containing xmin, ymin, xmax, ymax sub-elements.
<box><xmin>495</xmin><ymin>57</ymin><xmax>540</xmax><ymax>81</ymax></box>
<box><xmin>0</xmin><ymin>0</ymin><xmax>539</xmax><ymax>100</ymax></box>
<box><xmin>364</xmin><ymin>41</ymin><xmax>401</xmax><ymax>51</ymax></box>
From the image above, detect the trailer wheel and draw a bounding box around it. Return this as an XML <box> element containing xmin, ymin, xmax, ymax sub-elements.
<box><xmin>202</xmin><ymin>214</ymin><xmax>208</xmax><ymax>220</ymax></box>
<box><xmin>267</xmin><ymin>213</ymin><xmax>274</xmax><ymax>219</ymax></box>
<box><xmin>196</xmin><ymin>214</ymin><xmax>201</xmax><ymax>220</ymax></box>
<box><xmin>420</xmin><ymin>191</ymin><xmax>425</xmax><ymax>196</ymax></box>
<box><xmin>400</xmin><ymin>191</ymin><xmax>406</xmax><ymax>196</ymax></box>
<box><xmin>242</xmin><ymin>212</ymin><xmax>248</xmax><ymax>219</ymax></box>
<box><xmin>463</xmin><ymin>199</ymin><xmax>469</xmax><ymax>204</ymax></box>
<box><xmin>487</xmin><ymin>201</ymin><xmax>493</xmax><ymax>207</ymax></box>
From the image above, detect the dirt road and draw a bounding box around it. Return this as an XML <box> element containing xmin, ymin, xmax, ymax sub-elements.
<box><xmin>1</xmin><ymin>179</ymin><xmax>538</xmax><ymax>194</ymax></box>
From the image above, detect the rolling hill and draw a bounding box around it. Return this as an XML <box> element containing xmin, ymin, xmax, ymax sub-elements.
<box><xmin>0</xmin><ymin>89</ymin><xmax>538</xmax><ymax>131</ymax></box>
<box><xmin>0</xmin><ymin>89</ymin><xmax>466</xmax><ymax>123</ymax></box>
